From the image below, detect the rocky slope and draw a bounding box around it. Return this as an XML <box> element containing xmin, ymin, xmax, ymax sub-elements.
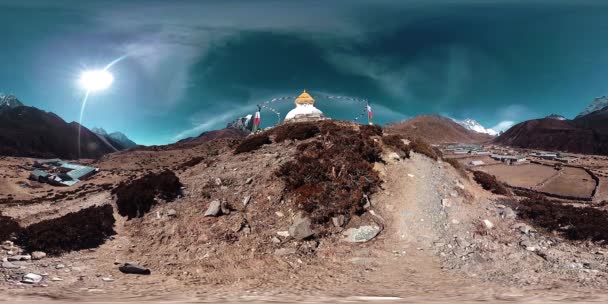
<box><xmin>387</xmin><ymin>115</ymin><xmax>493</xmax><ymax>144</ymax></box>
<box><xmin>92</xmin><ymin>128</ymin><xmax>137</xmax><ymax>150</ymax></box>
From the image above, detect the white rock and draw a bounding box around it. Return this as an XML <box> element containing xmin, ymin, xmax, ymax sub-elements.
<box><xmin>204</xmin><ymin>200</ymin><xmax>221</xmax><ymax>217</ymax></box>
<box><xmin>50</xmin><ymin>277</ymin><xmax>63</xmax><ymax>282</ymax></box>
<box><xmin>277</xmin><ymin>231</ymin><xmax>290</xmax><ymax>238</ymax></box>
<box><xmin>407</xmin><ymin>174</ymin><xmax>415</xmax><ymax>178</ymax></box>
<box><xmin>21</xmin><ymin>273</ymin><xmax>43</xmax><ymax>284</ymax></box>
<box><xmin>342</xmin><ymin>225</ymin><xmax>381</xmax><ymax>243</ymax></box>
<box><xmin>482</xmin><ymin>219</ymin><xmax>494</xmax><ymax>230</ymax></box>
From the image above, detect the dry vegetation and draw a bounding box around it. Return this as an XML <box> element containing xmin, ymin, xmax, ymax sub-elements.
<box><xmin>518</xmin><ymin>198</ymin><xmax>608</xmax><ymax>243</ymax></box>
<box><xmin>382</xmin><ymin>134</ymin><xmax>411</xmax><ymax>159</ymax></box>
<box><xmin>113</xmin><ymin>170</ymin><xmax>183</xmax><ymax>219</ymax></box>
<box><xmin>276</xmin><ymin>122</ymin><xmax>381</xmax><ymax>230</ymax></box>
<box><xmin>473</xmin><ymin>170</ymin><xmax>510</xmax><ymax>195</ymax></box>
<box><xmin>273</xmin><ymin>122</ymin><xmax>320</xmax><ymax>142</ymax></box>
<box><xmin>409</xmin><ymin>138</ymin><xmax>439</xmax><ymax>160</ymax></box>
<box><xmin>444</xmin><ymin>158</ymin><xmax>468</xmax><ymax>178</ymax></box>
<box><xmin>16</xmin><ymin>205</ymin><xmax>116</xmax><ymax>255</ymax></box>
<box><xmin>0</xmin><ymin>212</ymin><xmax>21</xmax><ymax>242</ymax></box>
<box><xmin>234</xmin><ymin>134</ymin><xmax>271</xmax><ymax>154</ymax></box>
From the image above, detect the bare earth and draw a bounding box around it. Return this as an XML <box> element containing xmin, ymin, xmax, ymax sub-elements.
<box><xmin>2</xmin><ymin>135</ymin><xmax>608</xmax><ymax>303</ymax></box>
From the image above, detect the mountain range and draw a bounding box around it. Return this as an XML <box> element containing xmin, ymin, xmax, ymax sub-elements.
<box><xmin>494</xmin><ymin>99</ymin><xmax>608</xmax><ymax>155</ymax></box>
<box><xmin>387</xmin><ymin>115</ymin><xmax>493</xmax><ymax>144</ymax></box>
<box><xmin>452</xmin><ymin>118</ymin><xmax>498</xmax><ymax>136</ymax></box>
<box><xmin>0</xmin><ymin>96</ymin><xmax>136</xmax><ymax>159</ymax></box>
<box><xmin>91</xmin><ymin>127</ymin><xmax>137</xmax><ymax>150</ymax></box>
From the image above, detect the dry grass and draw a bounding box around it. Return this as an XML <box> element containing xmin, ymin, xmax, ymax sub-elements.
<box><xmin>409</xmin><ymin>138</ymin><xmax>439</xmax><ymax>160</ymax></box>
<box><xmin>518</xmin><ymin>198</ymin><xmax>608</xmax><ymax>243</ymax></box>
<box><xmin>0</xmin><ymin>212</ymin><xmax>21</xmax><ymax>242</ymax></box>
<box><xmin>113</xmin><ymin>170</ymin><xmax>183</xmax><ymax>219</ymax></box>
<box><xmin>444</xmin><ymin>158</ymin><xmax>468</xmax><ymax>179</ymax></box>
<box><xmin>273</xmin><ymin>122</ymin><xmax>320</xmax><ymax>142</ymax></box>
<box><xmin>382</xmin><ymin>134</ymin><xmax>411</xmax><ymax>159</ymax></box>
<box><xmin>234</xmin><ymin>134</ymin><xmax>271</xmax><ymax>154</ymax></box>
<box><xmin>276</xmin><ymin>122</ymin><xmax>381</xmax><ymax>228</ymax></box>
<box><xmin>16</xmin><ymin>205</ymin><xmax>116</xmax><ymax>255</ymax></box>
<box><xmin>473</xmin><ymin>171</ymin><xmax>510</xmax><ymax>195</ymax></box>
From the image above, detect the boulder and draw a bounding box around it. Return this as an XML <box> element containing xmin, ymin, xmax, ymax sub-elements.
<box><xmin>21</xmin><ymin>273</ymin><xmax>43</xmax><ymax>284</ymax></box>
<box><xmin>31</xmin><ymin>251</ymin><xmax>47</xmax><ymax>260</ymax></box>
<box><xmin>1</xmin><ymin>261</ymin><xmax>20</xmax><ymax>269</ymax></box>
<box><xmin>166</xmin><ymin>209</ymin><xmax>177</xmax><ymax>217</ymax></box>
<box><xmin>204</xmin><ymin>200</ymin><xmax>222</xmax><ymax>217</ymax></box>
<box><xmin>118</xmin><ymin>263</ymin><xmax>151</xmax><ymax>275</ymax></box>
<box><xmin>500</xmin><ymin>207</ymin><xmax>516</xmax><ymax>219</ymax></box>
<box><xmin>288</xmin><ymin>216</ymin><xmax>314</xmax><ymax>240</ymax></box>
<box><xmin>342</xmin><ymin>225</ymin><xmax>381</xmax><ymax>243</ymax></box>
<box><xmin>332</xmin><ymin>215</ymin><xmax>345</xmax><ymax>228</ymax></box>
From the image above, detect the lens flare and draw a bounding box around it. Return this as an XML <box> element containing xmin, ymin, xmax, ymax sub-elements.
<box><xmin>79</xmin><ymin>70</ymin><xmax>114</xmax><ymax>92</ymax></box>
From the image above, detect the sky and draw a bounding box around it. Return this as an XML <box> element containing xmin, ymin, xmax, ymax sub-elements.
<box><xmin>1</xmin><ymin>0</ymin><xmax>608</xmax><ymax>145</ymax></box>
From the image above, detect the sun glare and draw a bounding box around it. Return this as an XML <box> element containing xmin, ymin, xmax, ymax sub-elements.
<box><xmin>79</xmin><ymin>69</ymin><xmax>113</xmax><ymax>92</ymax></box>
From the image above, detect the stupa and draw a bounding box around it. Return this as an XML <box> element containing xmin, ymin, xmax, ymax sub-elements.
<box><xmin>284</xmin><ymin>90</ymin><xmax>327</xmax><ymax>122</ymax></box>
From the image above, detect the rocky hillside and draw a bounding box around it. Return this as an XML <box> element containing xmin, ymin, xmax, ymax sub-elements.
<box><xmin>0</xmin><ymin>106</ymin><xmax>117</xmax><ymax>159</ymax></box>
<box><xmin>92</xmin><ymin>127</ymin><xmax>137</xmax><ymax>150</ymax></box>
<box><xmin>495</xmin><ymin>107</ymin><xmax>608</xmax><ymax>155</ymax></box>
<box><xmin>386</xmin><ymin>115</ymin><xmax>493</xmax><ymax>144</ymax></box>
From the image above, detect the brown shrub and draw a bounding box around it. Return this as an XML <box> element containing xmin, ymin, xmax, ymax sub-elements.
<box><xmin>273</xmin><ymin>122</ymin><xmax>320</xmax><ymax>142</ymax></box>
<box><xmin>234</xmin><ymin>134</ymin><xmax>271</xmax><ymax>154</ymax></box>
<box><xmin>16</xmin><ymin>205</ymin><xmax>116</xmax><ymax>255</ymax></box>
<box><xmin>473</xmin><ymin>171</ymin><xmax>510</xmax><ymax>195</ymax></box>
<box><xmin>276</xmin><ymin>122</ymin><xmax>381</xmax><ymax>227</ymax></box>
<box><xmin>382</xmin><ymin>134</ymin><xmax>411</xmax><ymax>159</ymax></box>
<box><xmin>513</xmin><ymin>188</ymin><xmax>547</xmax><ymax>200</ymax></box>
<box><xmin>444</xmin><ymin>158</ymin><xmax>468</xmax><ymax>178</ymax></box>
<box><xmin>518</xmin><ymin>199</ymin><xmax>608</xmax><ymax>243</ymax></box>
<box><xmin>409</xmin><ymin>138</ymin><xmax>439</xmax><ymax>160</ymax></box>
<box><xmin>0</xmin><ymin>213</ymin><xmax>21</xmax><ymax>242</ymax></box>
<box><xmin>113</xmin><ymin>170</ymin><xmax>183</xmax><ymax>219</ymax></box>
<box><xmin>360</xmin><ymin>124</ymin><xmax>383</xmax><ymax>138</ymax></box>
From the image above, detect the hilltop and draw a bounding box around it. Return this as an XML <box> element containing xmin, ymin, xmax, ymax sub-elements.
<box><xmin>386</xmin><ymin>114</ymin><xmax>493</xmax><ymax>144</ymax></box>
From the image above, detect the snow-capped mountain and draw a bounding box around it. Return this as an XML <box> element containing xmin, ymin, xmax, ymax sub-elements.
<box><xmin>453</xmin><ymin>118</ymin><xmax>498</xmax><ymax>136</ymax></box>
<box><xmin>0</xmin><ymin>94</ymin><xmax>24</xmax><ymax>109</ymax></box>
<box><xmin>546</xmin><ymin>114</ymin><xmax>567</xmax><ymax>120</ymax></box>
<box><xmin>576</xmin><ymin>96</ymin><xmax>608</xmax><ymax>118</ymax></box>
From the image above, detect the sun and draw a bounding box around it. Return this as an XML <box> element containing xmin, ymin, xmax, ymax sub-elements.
<box><xmin>79</xmin><ymin>69</ymin><xmax>114</xmax><ymax>92</ymax></box>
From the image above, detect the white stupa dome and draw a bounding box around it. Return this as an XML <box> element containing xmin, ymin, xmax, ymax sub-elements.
<box><xmin>284</xmin><ymin>90</ymin><xmax>326</xmax><ymax>121</ymax></box>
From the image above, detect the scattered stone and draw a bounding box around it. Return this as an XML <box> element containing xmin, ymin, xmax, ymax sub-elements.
<box><xmin>242</xmin><ymin>195</ymin><xmax>252</xmax><ymax>207</ymax></box>
<box><xmin>31</xmin><ymin>251</ymin><xmax>47</xmax><ymax>260</ymax></box>
<box><xmin>214</xmin><ymin>178</ymin><xmax>222</xmax><ymax>186</ymax></box>
<box><xmin>8</xmin><ymin>255</ymin><xmax>31</xmax><ymax>261</ymax></box>
<box><xmin>513</xmin><ymin>223</ymin><xmax>535</xmax><ymax>235</ymax></box>
<box><xmin>343</xmin><ymin>225</ymin><xmax>381</xmax><ymax>243</ymax></box>
<box><xmin>499</xmin><ymin>207</ymin><xmax>516</xmax><ymax>220</ymax></box>
<box><xmin>21</xmin><ymin>273</ymin><xmax>43</xmax><ymax>284</ymax></box>
<box><xmin>482</xmin><ymin>219</ymin><xmax>494</xmax><ymax>230</ymax></box>
<box><xmin>55</xmin><ymin>264</ymin><xmax>65</xmax><ymax>269</ymax></box>
<box><xmin>372</xmin><ymin>162</ymin><xmax>386</xmax><ymax>177</ymax></box>
<box><xmin>451</xmin><ymin>219</ymin><xmax>460</xmax><ymax>225</ymax></box>
<box><xmin>277</xmin><ymin>231</ymin><xmax>290</xmax><ymax>238</ymax></box>
<box><xmin>520</xmin><ymin>240</ymin><xmax>537</xmax><ymax>252</ymax></box>
<box><xmin>449</xmin><ymin>192</ymin><xmax>458</xmax><ymax>198</ymax></box>
<box><xmin>245</xmin><ymin>177</ymin><xmax>253</xmax><ymax>185</ymax></box>
<box><xmin>204</xmin><ymin>200</ymin><xmax>222</xmax><ymax>217</ymax></box>
<box><xmin>387</xmin><ymin>152</ymin><xmax>401</xmax><ymax>162</ymax></box>
<box><xmin>274</xmin><ymin>248</ymin><xmax>296</xmax><ymax>256</ymax></box>
<box><xmin>271</xmin><ymin>237</ymin><xmax>281</xmax><ymax>244</ymax></box>
<box><xmin>118</xmin><ymin>263</ymin><xmax>151</xmax><ymax>275</ymax></box>
<box><xmin>289</xmin><ymin>216</ymin><xmax>314</xmax><ymax>240</ymax></box>
<box><xmin>275</xmin><ymin>211</ymin><xmax>284</xmax><ymax>217</ymax></box>
<box><xmin>455</xmin><ymin>182</ymin><xmax>465</xmax><ymax>190</ymax></box>
<box><xmin>441</xmin><ymin>198</ymin><xmax>451</xmax><ymax>208</ymax></box>
<box><xmin>102</xmin><ymin>277</ymin><xmax>115</xmax><ymax>282</ymax></box>
<box><xmin>332</xmin><ymin>215</ymin><xmax>346</xmax><ymax>228</ymax></box>
<box><xmin>1</xmin><ymin>261</ymin><xmax>20</xmax><ymax>269</ymax></box>
<box><xmin>220</xmin><ymin>201</ymin><xmax>231</xmax><ymax>215</ymax></box>
<box><xmin>363</xmin><ymin>194</ymin><xmax>372</xmax><ymax>210</ymax></box>
<box><xmin>50</xmin><ymin>277</ymin><xmax>63</xmax><ymax>282</ymax></box>
<box><xmin>407</xmin><ymin>174</ymin><xmax>415</xmax><ymax>178</ymax></box>
<box><xmin>166</xmin><ymin>209</ymin><xmax>177</xmax><ymax>217</ymax></box>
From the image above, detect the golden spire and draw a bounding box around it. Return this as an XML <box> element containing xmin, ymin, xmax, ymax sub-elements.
<box><xmin>294</xmin><ymin>89</ymin><xmax>315</xmax><ymax>106</ymax></box>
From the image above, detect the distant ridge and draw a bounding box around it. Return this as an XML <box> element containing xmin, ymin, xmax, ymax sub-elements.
<box><xmin>386</xmin><ymin>114</ymin><xmax>493</xmax><ymax>144</ymax></box>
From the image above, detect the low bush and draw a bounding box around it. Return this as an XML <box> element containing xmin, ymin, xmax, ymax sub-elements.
<box><xmin>114</xmin><ymin>170</ymin><xmax>183</xmax><ymax>219</ymax></box>
<box><xmin>276</xmin><ymin>122</ymin><xmax>381</xmax><ymax>226</ymax></box>
<box><xmin>382</xmin><ymin>134</ymin><xmax>410</xmax><ymax>159</ymax></box>
<box><xmin>360</xmin><ymin>124</ymin><xmax>383</xmax><ymax>138</ymax></box>
<box><xmin>444</xmin><ymin>158</ymin><xmax>467</xmax><ymax>178</ymax></box>
<box><xmin>473</xmin><ymin>171</ymin><xmax>510</xmax><ymax>195</ymax></box>
<box><xmin>273</xmin><ymin>122</ymin><xmax>320</xmax><ymax>142</ymax></box>
<box><xmin>518</xmin><ymin>199</ymin><xmax>608</xmax><ymax>243</ymax></box>
<box><xmin>234</xmin><ymin>134</ymin><xmax>271</xmax><ymax>154</ymax></box>
<box><xmin>16</xmin><ymin>205</ymin><xmax>116</xmax><ymax>255</ymax></box>
<box><xmin>409</xmin><ymin>138</ymin><xmax>439</xmax><ymax>160</ymax></box>
<box><xmin>0</xmin><ymin>213</ymin><xmax>21</xmax><ymax>242</ymax></box>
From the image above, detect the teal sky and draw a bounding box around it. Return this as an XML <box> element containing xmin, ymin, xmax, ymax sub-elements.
<box><xmin>1</xmin><ymin>0</ymin><xmax>608</xmax><ymax>145</ymax></box>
